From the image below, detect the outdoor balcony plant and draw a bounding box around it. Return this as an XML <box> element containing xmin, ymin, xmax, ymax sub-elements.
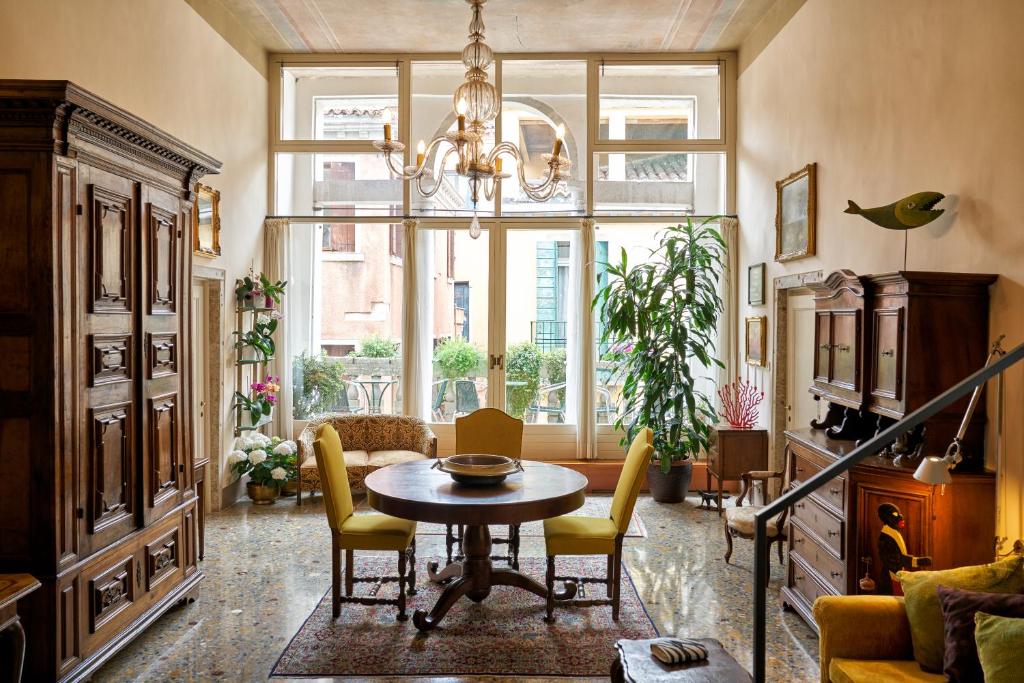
<box><xmin>595</xmin><ymin>216</ymin><xmax>725</xmax><ymax>503</ymax></box>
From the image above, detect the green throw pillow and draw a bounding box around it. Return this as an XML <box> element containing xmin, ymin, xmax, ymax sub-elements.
<box><xmin>975</xmin><ymin>612</ymin><xmax>1024</xmax><ymax>682</ymax></box>
<box><xmin>898</xmin><ymin>555</ymin><xmax>1024</xmax><ymax>672</ymax></box>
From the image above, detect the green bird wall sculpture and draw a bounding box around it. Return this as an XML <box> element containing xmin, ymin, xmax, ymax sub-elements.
<box><xmin>844</xmin><ymin>191</ymin><xmax>945</xmax><ymax>230</ymax></box>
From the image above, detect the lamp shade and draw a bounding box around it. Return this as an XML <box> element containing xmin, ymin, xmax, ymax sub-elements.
<box><xmin>914</xmin><ymin>456</ymin><xmax>953</xmax><ymax>486</ymax></box>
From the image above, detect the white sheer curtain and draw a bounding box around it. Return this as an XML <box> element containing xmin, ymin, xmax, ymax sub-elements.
<box><xmin>401</xmin><ymin>218</ymin><xmax>432</xmax><ymax>419</ymax></box>
<box><xmin>263</xmin><ymin>218</ymin><xmax>293</xmax><ymax>438</ymax></box>
<box><xmin>715</xmin><ymin>217</ymin><xmax>740</xmax><ymax>407</ymax></box>
<box><xmin>575</xmin><ymin>218</ymin><xmax>597</xmax><ymax>460</ymax></box>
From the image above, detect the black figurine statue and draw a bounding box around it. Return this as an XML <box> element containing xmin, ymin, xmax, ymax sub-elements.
<box><xmin>877</xmin><ymin>503</ymin><xmax>932</xmax><ymax>595</ymax></box>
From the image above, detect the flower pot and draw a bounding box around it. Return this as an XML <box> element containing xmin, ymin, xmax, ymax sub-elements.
<box><xmin>646</xmin><ymin>460</ymin><xmax>693</xmax><ymax>504</ymax></box>
<box><xmin>247</xmin><ymin>482</ymin><xmax>279</xmax><ymax>505</ymax></box>
<box><xmin>279</xmin><ymin>479</ymin><xmax>299</xmax><ymax>497</ymax></box>
<box><xmin>264</xmin><ymin>295</ymin><xmax>274</xmax><ymax>309</ymax></box>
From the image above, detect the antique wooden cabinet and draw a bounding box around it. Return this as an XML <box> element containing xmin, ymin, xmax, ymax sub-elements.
<box><xmin>706</xmin><ymin>425</ymin><xmax>768</xmax><ymax>515</ymax></box>
<box><xmin>809</xmin><ymin>270</ymin><xmax>870</xmax><ymax>412</ymax></box>
<box><xmin>0</xmin><ymin>81</ymin><xmax>219</xmax><ymax>681</ymax></box>
<box><xmin>781</xmin><ymin>429</ymin><xmax>995</xmax><ymax>630</ymax></box>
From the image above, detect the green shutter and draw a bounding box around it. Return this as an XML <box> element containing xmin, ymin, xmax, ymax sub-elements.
<box><xmin>595</xmin><ymin>240</ymin><xmax>609</xmax><ymax>357</ymax></box>
<box><xmin>535</xmin><ymin>241</ymin><xmax>558</xmax><ymax>323</ymax></box>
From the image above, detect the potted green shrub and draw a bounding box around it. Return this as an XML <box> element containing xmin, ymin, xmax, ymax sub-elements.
<box><xmin>595</xmin><ymin>217</ymin><xmax>725</xmax><ymax>503</ymax></box>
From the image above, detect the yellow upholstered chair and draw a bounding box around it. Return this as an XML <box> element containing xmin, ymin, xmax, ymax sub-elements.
<box><xmin>542</xmin><ymin>427</ymin><xmax>653</xmax><ymax>621</ymax></box>
<box><xmin>313</xmin><ymin>423</ymin><xmax>417</xmax><ymax>621</ymax></box>
<box><xmin>447</xmin><ymin>408</ymin><xmax>525</xmax><ymax>567</ymax></box>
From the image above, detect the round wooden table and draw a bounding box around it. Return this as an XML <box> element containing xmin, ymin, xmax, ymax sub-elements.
<box><xmin>364</xmin><ymin>459</ymin><xmax>587</xmax><ymax>631</ymax></box>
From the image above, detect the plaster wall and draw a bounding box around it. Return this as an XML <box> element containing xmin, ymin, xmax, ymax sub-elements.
<box><xmin>737</xmin><ymin>0</ymin><xmax>1024</xmax><ymax>544</ymax></box>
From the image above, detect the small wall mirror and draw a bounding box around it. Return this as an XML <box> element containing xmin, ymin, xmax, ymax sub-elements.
<box><xmin>193</xmin><ymin>183</ymin><xmax>221</xmax><ymax>258</ymax></box>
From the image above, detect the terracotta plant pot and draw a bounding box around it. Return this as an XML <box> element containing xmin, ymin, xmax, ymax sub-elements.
<box><xmin>247</xmin><ymin>482</ymin><xmax>279</xmax><ymax>505</ymax></box>
<box><xmin>646</xmin><ymin>460</ymin><xmax>693</xmax><ymax>504</ymax></box>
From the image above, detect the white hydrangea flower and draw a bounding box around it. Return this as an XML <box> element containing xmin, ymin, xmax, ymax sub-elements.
<box><xmin>226</xmin><ymin>450</ymin><xmax>247</xmax><ymax>465</ymax></box>
<box><xmin>283</xmin><ymin>440</ymin><xmax>297</xmax><ymax>453</ymax></box>
<box><xmin>273</xmin><ymin>441</ymin><xmax>295</xmax><ymax>456</ymax></box>
<box><xmin>248</xmin><ymin>449</ymin><xmax>267</xmax><ymax>465</ymax></box>
<box><xmin>233</xmin><ymin>436</ymin><xmax>251</xmax><ymax>450</ymax></box>
<box><xmin>270</xmin><ymin>467</ymin><xmax>287</xmax><ymax>480</ymax></box>
<box><xmin>253</xmin><ymin>433</ymin><xmax>272</xmax><ymax>447</ymax></box>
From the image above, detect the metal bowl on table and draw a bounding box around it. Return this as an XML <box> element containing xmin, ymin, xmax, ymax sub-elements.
<box><xmin>433</xmin><ymin>453</ymin><xmax>523</xmax><ymax>486</ymax></box>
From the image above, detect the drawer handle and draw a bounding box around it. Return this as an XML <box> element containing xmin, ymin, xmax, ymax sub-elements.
<box><xmin>819</xmin><ymin>343</ymin><xmax>832</xmax><ymax>351</ymax></box>
<box><xmin>828</xmin><ymin>530</ymin><xmax>840</xmax><ymax>538</ymax></box>
<box><xmin>837</xmin><ymin>344</ymin><xmax>851</xmax><ymax>353</ymax></box>
<box><xmin>830</xmin><ymin>571</ymin><xmax>842</xmax><ymax>578</ymax></box>
<box><xmin>829</xmin><ymin>487</ymin><xmax>841</xmax><ymax>495</ymax></box>
<box><xmin>796</xmin><ymin>467</ymin><xmax>806</xmax><ymax>473</ymax></box>
<box><xmin>794</xmin><ymin>575</ymin><xmax>804</xmax><ymax>581</ymax></box>
<box><xmin>794</xmin><ymin>537</ymin><xmax>804</xmax><ymax>544</ymax></box>
<box><xmin>795</xmin><ymin>503</ymin><xmax>805</xmax><ymax>509</ymax></box>
<box><xmin>881</xmin><ymin>349</ymin><xmax>895</xmax><ymax>357</ymax></box>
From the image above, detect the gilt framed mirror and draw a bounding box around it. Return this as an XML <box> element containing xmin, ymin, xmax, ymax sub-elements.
<box><xmin>193</xmin><ymin>183</ymin><xmax>221</xmax><ymax>258</ymax></box>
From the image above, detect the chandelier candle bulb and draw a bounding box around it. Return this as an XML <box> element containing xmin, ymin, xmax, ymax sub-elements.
<box><xmin>456</xmin><ymin>97</ymin><xmax>467</xmax><ymax>132</ymax></box>
<box><xmin>552</xmin><ymin>124</ymin><xmax>565</xmax><ymax>157</ymax></box>
<box><xmin>416</xmin><ymin>140</ymin><xmax>425</xmax><ymax>167</ymax></box>
<box><xmin>383</xmin><ymin>123</ymin><xmax>391</xmax><ymax>142</ymax></box>
<box><xmin>495</xmin><ymin>157</ymin><xmax>502</xmax><ymax>173</ymax></box>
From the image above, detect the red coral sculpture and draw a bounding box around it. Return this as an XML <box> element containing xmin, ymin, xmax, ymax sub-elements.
<box><xmin>718</xmin><ymin>377</ymin><xmax>765</xmax><ymax>429</ymax></box>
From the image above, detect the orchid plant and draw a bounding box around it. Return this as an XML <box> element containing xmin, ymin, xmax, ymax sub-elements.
<box><xmin>234</xmin><ymin>375</ymin><xmax>280</xmax><ymax>425</ymax></box>
<box><xmin>234</xmin><ymin>311</ymin><xmax>280</xmax><ymax>362</ymax></box>
<box><xmin>227</xmin><ymin>433</ymin><xmax>297</xmax><ymax>487</ymax></box>
<box><xmin>235</xmin><ymin>271</ymin><xmax>288</xmax><ymax>308</ymax></box>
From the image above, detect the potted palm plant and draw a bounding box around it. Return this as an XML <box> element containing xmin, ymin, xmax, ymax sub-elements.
<box><xmin>595</xmin><ymin>217</ymin><xmax>725</xmax><ymax>503</ymax></box>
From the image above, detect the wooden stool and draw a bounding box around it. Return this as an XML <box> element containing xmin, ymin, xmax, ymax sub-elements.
<box><xmin>611</xmin><ymin>637</ymin><xmax>752</xmax><ymax>682</ymax></box>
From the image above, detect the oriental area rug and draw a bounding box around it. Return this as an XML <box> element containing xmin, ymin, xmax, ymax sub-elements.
<box><xmin>271</xmin><ymin>556</ymin><xmax>658</xmax><ymax>678</ymax></box>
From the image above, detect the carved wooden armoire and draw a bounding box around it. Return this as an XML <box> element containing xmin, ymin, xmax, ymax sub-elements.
<box><xmin>782</xmin><ymin>270</ymin><xmax>997</xmax><ymax>630</ymax></box>
<box><xmin>0</xmin><ymin>81</ymin><xmax>219</xmax><ymax>681</ymax></box>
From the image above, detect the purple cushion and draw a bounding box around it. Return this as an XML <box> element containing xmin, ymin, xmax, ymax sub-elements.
<box><xmin>937</xmin><ymin>585</ymin><xmax>1024</xmax><ymax>682</ymax></box>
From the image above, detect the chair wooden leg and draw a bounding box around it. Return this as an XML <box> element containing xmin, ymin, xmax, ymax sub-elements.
<box><xmin>544</xmin><ymin>555</ymin><xmax>556</xmax><ymax>623</ymax></box>
<box><xmin>445</xmin><ymin>524</ymin><xmax>455</xmax><ymax>564</ymax></box>
<box><xmin>612</xmin><ymin>542</ymin><xmax>622</xmax><ymax>621</ymax></box>
<box><xmin>776</xmin><ymin>536</ymin><xmax>784</xmax><ymax>565</ymax></box>
<box><xmin>331</xmin><ymin>534</ymin><xmax>341</xmax><ymax>619</ymax></box>
<box><xmin>607</xmin><ymin>554</ymin><xmax>614</xmax><ymax>597</ymax></box>
<box><xmin>397</xmin><ymin>549</ymin><xmax>409</xmax><ymax>621</ymax></box>
<box><xmin>345</xmin><ymin>549</ymin><xmax>354</xmax><ymax>596</ymax></box>
<box><xmin>407</xmin><ymin>538</ymin><xmax>417</xmax><ymax>595</ymax></box>
<box><xmin>723</xmin><ymin>522</ymin><xmax>734</xmax><ymax>563</ymax></box>
<box><xmin>510</xmin><ymin>524</ymin><xmax>521</xmax><ymax>569</ymax></box>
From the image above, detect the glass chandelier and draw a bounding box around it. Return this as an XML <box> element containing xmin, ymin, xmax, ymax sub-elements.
<box><xmin>373</xmin><ymin>0</ymin><xmax>571</xmax><ymax>236</ymax></box>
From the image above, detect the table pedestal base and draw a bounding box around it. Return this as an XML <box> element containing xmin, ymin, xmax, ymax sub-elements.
<box><xmin>413</xmin><ymin>525</ymin><xmax>576</xmax><ymax>631</ymax></box>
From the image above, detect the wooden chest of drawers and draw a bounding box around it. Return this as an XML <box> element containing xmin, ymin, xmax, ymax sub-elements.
<box><xmin>781</xmin><ymin>429</ymin><xmax>996</xmax><ymax>631</ymax></box>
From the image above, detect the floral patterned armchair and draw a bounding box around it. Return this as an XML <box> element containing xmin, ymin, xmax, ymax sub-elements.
<box><xmin>296</xmin><ymin>414</ymin><xmax>437</xmax><ymax>504</ymax></box>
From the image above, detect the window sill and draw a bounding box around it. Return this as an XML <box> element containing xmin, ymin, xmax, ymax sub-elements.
<box><xmin>323</xmin><ymin>252</ymin><xmax>365</xmax><ymax>262</ymax></box>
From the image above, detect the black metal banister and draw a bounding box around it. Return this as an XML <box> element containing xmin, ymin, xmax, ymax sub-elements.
<box><xmin>752</xmin><ymin>340</ymin><xmax>1024</xmax><ymax>683</ymax></box>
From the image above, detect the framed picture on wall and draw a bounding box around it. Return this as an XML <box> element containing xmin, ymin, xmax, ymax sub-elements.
<box><xmin>193</xmin><ymin>183</ymin><xmax>222</xmax><ymax>258</ymax></box>
<box><xmin>775</xmin><ymin>163</ymin><xmax>816</xmax><ymax>262</ymax></box>
<box><xmin>748</xmin><ymin>262</ymin><xmax>766</xmax><ymax>305</ymax></box>
<box><xmin>745</xmin><ymin>315</ymin><xmax>767</xmax><ymax>366</ymax></box>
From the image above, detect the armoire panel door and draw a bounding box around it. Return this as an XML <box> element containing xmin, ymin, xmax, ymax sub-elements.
<box><xmin>830</xmin><ymin>310</ymin><xmax>861</xmax><ymax>391</ymax></box>
<box><xmin>140</xmin><ymin>187</ymin><xmax>191</xmax><ymax>524</ymax></box>
<box><xmin>78</xmin><ymin>164</ymin><xmax>140</xmax><ymax>557</ymax></box>
<box><xmin>813</xmin><ymin>312</ymin><xmax>831</xmax><ymax>383</ymax></box>
<box><xmin>855</xmin><ymin>480</ymin><xmax>930</xmax><ymax>596</ymax></box>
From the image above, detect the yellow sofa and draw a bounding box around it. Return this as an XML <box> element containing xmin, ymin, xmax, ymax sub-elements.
<box><xmin>813</xmin><ymin>595</ymin><xmax>944</xmax><ymax>683</ymax></box>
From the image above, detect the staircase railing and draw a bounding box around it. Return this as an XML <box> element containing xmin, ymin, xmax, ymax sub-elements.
<box><xmin>751</xmin><ymin>340</ymin><xmax>1024</xmax><ymax>682</ymax></box>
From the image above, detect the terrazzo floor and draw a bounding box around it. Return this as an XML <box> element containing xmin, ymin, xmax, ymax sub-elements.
<box><xmin>92</xmin><ymin>493</ymin><xmax>819</xmax><ymax>682</ymax></box>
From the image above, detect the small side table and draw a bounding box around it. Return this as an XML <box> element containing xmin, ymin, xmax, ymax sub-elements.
<box><xmin>704</xmin><ymin>425</ymin><xmax>768</xmax><ymax>516</ymax></box>
<box><xmin>611</xmin><ymin>638</ymin><xmax>752</xmax><ymax>682</ymax></box>
<box><xmin>0</xmin><ymin>573</ymin><xmax>40</xmax><ymax>683</ymax></box>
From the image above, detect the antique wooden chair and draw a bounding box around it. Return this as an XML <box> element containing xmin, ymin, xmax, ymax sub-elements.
<box><xmin>445</xmin><ymin>408</ymin><xmax>525</xmax><ymax>567</ymax></box>
<box><xmin>313</xmin><ymin>423</ymin><xmax>417</xmax><ymax>621</ymax></box>
<box><xmin>723</xmin><ymin>447</ymin><xmax>793</xmax><ymax>569</ymax></box>
<box><xmin>542</xmin><ymin>427</ymin><xmax>653</xmax><ymax>621</ymax></box>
